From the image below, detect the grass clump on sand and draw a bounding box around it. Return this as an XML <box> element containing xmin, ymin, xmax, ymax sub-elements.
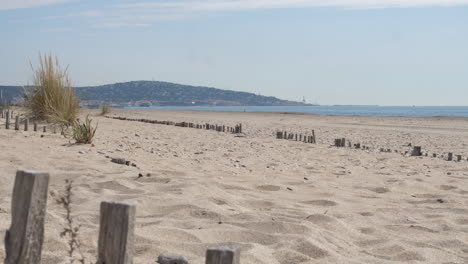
<box><xmin>101</xmin><ymin>104</ymin><xmax>110</xmax><ymax>115</ymax></box>
<box><xmin>70</xmin><ymin>115</ymin><xmax>97</xmax><ymax>144</ymax></box>
<box><xmin>24</xmin><ymin>53</ymin><xmax>79</xmax><ymax>124</ymax></box>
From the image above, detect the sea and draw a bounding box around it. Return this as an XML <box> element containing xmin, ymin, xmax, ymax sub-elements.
<box><xmin>125</xmin><ymin>105</ymin><xmax>468</xmax><ymax>118</ymax></box>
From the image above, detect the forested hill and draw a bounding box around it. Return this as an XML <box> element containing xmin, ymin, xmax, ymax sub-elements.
<box><xmin>0</xmin><ymin>81</ymin><xmax>306</xmax><ymax>107</ymax></box>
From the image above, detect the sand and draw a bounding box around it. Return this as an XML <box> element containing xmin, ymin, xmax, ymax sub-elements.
<box><xmin>0</xmin><ymin>108</ymin><xmax>467</xmax><ymax>263</ymax></box>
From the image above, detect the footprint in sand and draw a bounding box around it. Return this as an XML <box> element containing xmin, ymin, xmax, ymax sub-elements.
<box><xmin>256</xmin><ymin>185</ymin><xmax>281</xmax><ymax>191</ymax></box>
<box><xmin>368</xmin><ymin>187</ymin><xmax>390</xmax><ymax>193</ymax></box>
<box><xmin>300</xmin><ymin>200</ymin><xmax>338</xmax><ymax>207</ymax></box>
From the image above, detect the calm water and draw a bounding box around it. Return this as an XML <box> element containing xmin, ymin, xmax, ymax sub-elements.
<box><xmin>126</xmin><ymin>105</ymin><xmax>468</xmax><ymax>117</ymax></box>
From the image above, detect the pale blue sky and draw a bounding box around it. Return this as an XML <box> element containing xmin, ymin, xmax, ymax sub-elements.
<box><xmin>1</xmin><ymin>0</ymin><xmax>467</xmax><ymax>105</ymax></box>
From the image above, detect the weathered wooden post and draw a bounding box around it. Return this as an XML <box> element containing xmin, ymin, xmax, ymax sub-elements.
<box><xmin>97</xmin><ymin>201</ymin><xmax>136</xmax><ymax>264</ymax></box>
<box><xmin>24</xmin><ymin>119</ymin><xmax>29</xmax><ymax>131</ymax></box>
<box><xmin>43</xmin><ymin>126</ymin><xmax>46</xmax><ymax>133</ymax></box>
<box><xmin>411</xmin><ymin>146</ymin><xmax>422</xmax><ymax>156</ymax></box>
<box><xmin>14</xmin><ymin>115</ymin><xmax>19</xmax><ymax>130</ymax></box>
<box><xmin>456</xmin><ymin>155</ymin><xmax>462</xmax><ymax>162</ymax></box>
<box><xmin>447</xmin><ymin>152</ymin><xmax>453</xmax><ymax>161</ymax></box>
<box><xmin>341</xmin><ymin>138</ymin><xmax>345</xmax><ymax>147</ymax></box>
<box><xmin>34</xmin><ymin>122</ymin><xmax>37</xmax><ymax>132</ymax></box>
<box><xmin>334</xmin><ymin>139</ymin><xmax>340</xmax><ymax>147</ymax></box>
<box><xmin>206</xmin><ymin>246</ymin><xmax>240</xmax><ymax>264</ymax></box>
<box><xmin>4</xmin><ymin>170</ymin><xmax>50</xmax><ymax>264</ymax></box>
<box><xmin>312</xmin><ymin>130</ymin><xmax>316</xmax><ymax>144</ymax></box>
<box><xmin>6</xmin><ymin>110</ymin><xmax>10</xmax><ymax>129</ymax></box>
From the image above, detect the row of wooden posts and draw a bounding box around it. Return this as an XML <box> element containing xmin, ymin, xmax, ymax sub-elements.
<box><xmin>276</xmin><ymin>130</ymin><xmax>317</xmax><ymax>144</ymax></box>
<box><xmin>4</xmin><ymin>170</ymin><xmax>241</xmax><ymax>264</ymax></box>
<box><xmin>107</xmin><ymin>116</ymin><xmax>243</xmax><ymax>134</ymax></box>
<box><xmin>1</xmin><ymin>109</ymin><xmax>56</xmax><ymax>133</ymax></box>
<box><xmin>334</xmin><ymin>137</ymin><xmax>466</xmax><ymax>162</ymax></box>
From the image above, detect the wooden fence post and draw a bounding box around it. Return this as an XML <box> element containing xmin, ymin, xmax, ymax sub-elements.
<box><xmin>6</xmin><ymin>110</ymin><xmax>10</xmax><ymax>129</ymax></box>
<box><xmin>34</xmin><ymin>122</ymin><xmax>37</xmax><ymax>132</ymax></box>
<box><xmin>4</xmin><ymin>170</ymin><xmax>50</xmax><ymax>264</ymax></box>
<box><xmin>24</xmin><ymin>119</ymin><xmax>29</xmax><ymax>131</ymax></box>
<box><xmin>206</xmin><ymin>246</ymin><xmax>240</xmax><ymax>264</ymax></box>
<box><xmin>411</xmin><ymin>146</ymin><xmax>422</xmax><ymax>156</ymax></box>
<box><xmin>97</xmin><ymin>201</ymin><xmax>136</xmax><ymax>264</ymax></box>
<box><xmin>14</xmin><ymin>116</ymin><xmax>19</xmax><ymax>131</ymax></box>
<box><xmin>447</xmin><ymin>152</ymin><xmax>453</xmax><ymax>161</ymax></box>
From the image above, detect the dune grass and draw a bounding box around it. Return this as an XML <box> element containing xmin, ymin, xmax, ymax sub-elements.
<box><xmin>101</xmin><ymin>104</ymin><xmax>110</xmax><ymax>115</ymax></box>
<box><xmin>24</xmin><ymin>53</ymin><xmax>80</xmax><ymax>124</ymax></box>
<box><xmin>71</xmin><ymin>115</ymin><xmax>98</xmax><ymax>144</ymax></box>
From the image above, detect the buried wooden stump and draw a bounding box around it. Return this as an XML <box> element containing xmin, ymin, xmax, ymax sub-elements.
<box><xmin>5</xmin><ymin>170</ymin><xmax>50</xmax><ymax>264</ymax></box>
<box><xmin>205</xmin><ymin>246</ymin><xmax>240</xmax><ymax>264</ymax></box>
<box><xmin>411</xmin><ymin>146</ymin><xmax>422</xmax><ymax>156</ymax></box>
<box><xmin>157</xmin><ymin>254</ymin><xmax>188</xmax><ymax>264</ymax></box>
<box><xmin>97</xmin><ymin>201</ymin><xmax>136</xmax><ymax>264</ymax></box>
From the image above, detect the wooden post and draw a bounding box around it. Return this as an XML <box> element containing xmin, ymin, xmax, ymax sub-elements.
<box><xmin>43</xmin><ymin>126</ymin><xmax>46</xmax><ymax>133</ymax></box>
<box><xmin>4</xmin><ymin>170</ymin><xmax>50</xmax><ymax>264</ymax></box>
<box><xmin>411</xmin><ymin>146</ymin><xmax>422</xmax><ymax>156</ymax></box>
<box><xmin>312</xmin><ymin>130</ymin><xmax>316</xmax><ymax>144</ymax></box>
<box><xmin>24</xmin><ymin>119</ymin><xmax>29</xmax><ymax>131</ymax></box>
<box><xmin>456</xmin><ymin>155</ymin><xmax>461</xmax><ymax>161</ymax></box>
<box><xmin>34</xmin><ymin>122</ymin><xmax>37</xmax><ymax>132</ymax></box>
<box><xmin>447</xmin><ymin>152</ymin><xmax>453</xmax><ymax>161</ymax></box>
<box><xmin>14</xmin><ymin>116</ymin><xmax>19</xmax><ymax>130</ymax></box>
<box><xmin>97</xmin><ymin>201</ymin><xmax>136</xmax><ymax>264</ymax></box>
<box><xmin>206</xmin><ymin>246</ymin><xmax>240</xmax><ymax>264</ymax></box>
<box><xmin>6</xmin><ymin>110</ymin><xmax>10</xmax><ymax>129</ymax></box>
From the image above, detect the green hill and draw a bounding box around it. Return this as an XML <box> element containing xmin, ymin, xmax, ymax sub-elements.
<box><xmin>0</xmin><ymin>81</ymin><xmax>306</xmax><ymax>107</ymax></box>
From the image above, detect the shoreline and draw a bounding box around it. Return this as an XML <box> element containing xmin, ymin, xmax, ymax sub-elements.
<box><xmin>111</xmin><ymin>107</ymin><xmax>468</xmax><ymax>120</ymax></box>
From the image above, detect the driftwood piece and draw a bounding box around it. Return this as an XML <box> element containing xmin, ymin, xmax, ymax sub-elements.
<box><xmin>97</xmin><ymin>201</ymin><xmax>136</xmax><ymax>264</ymax></box>
<box><xmin>5</xmin><ymin>170</ymin><xmax>50</xmax><ymax>264</ymax></box>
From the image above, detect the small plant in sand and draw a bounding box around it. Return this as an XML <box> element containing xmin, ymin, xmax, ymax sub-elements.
<box><xmin>24</xmin><ymin>53</ymin><xmax>80</xmax><ymax>124</ymax></box>
<box><xmin>56</xmin><ymin>180</ymin><xmax>88</xmax><ymax>264</ymax></box>
<box><xmin>100</xmin><ymin>104</ymin><xmax>110</xmax><ymax>115</ymax></box>
<box><xmin>70</xmin><ymin>115</ymin><xmax>98</xmax><ymax>144</ymax></box>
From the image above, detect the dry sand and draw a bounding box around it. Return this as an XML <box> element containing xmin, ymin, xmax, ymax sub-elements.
<box><xmin>0</xmin><ymin>108</ymin><xmax>467</xmax><ymax>263</ymax></box>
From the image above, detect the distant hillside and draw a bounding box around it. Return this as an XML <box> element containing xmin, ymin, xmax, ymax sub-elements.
<box><xmin>0</xmin><ymin>81</ymin><xmax>306</xmax><ymax>107</ymax></box>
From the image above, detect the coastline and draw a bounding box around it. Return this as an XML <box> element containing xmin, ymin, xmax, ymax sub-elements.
<box><xmin>123</xmin><ymin>105</ymin><xmax>468</xmax><ymax>118</ymax></box>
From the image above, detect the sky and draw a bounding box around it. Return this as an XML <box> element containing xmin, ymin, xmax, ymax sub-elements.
<box><xmin>1</xmin><ymin>0</ymin><xmax>467</xmax><ymax>106</ymax></box>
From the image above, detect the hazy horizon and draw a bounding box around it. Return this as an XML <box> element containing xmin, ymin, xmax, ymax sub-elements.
<box><xmin>1</xmin><ymin>0</ymin><xmax>467</xmax><ymax>106</ymax></box>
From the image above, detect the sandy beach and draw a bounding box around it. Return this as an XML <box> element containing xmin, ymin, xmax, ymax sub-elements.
<box><xmin>0</xmin><ymin>109</ymin><xmax>467</xmax><ymax>263</ymax></box>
